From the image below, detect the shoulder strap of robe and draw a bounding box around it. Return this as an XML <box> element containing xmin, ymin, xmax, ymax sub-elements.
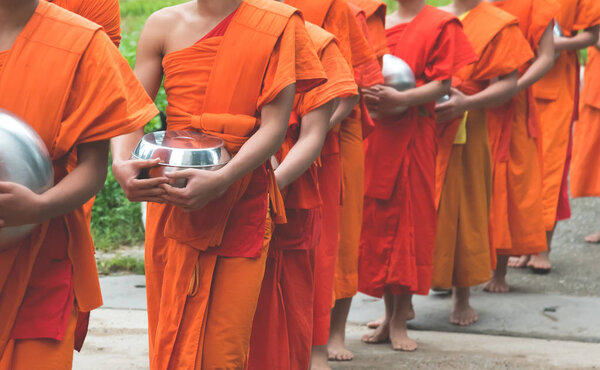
<box><xmin>351</xmin><ymin>0</ymin><xmax>386</xmax><ymax>21</ymax></box>
<box><xmin>285</xmin><ymin>0</ymin><xmax>335</xmax><ymax>27</ymax></box>
<box><xmin>0</xmin><ymin>1</ymin><xmax>98</xmax><ymax>159</ymax></box>
<box><xmin>461</xmin><ymin>2</ymin><xmax>519</xmax><ymax>57</ymax></box>
<box><xmin>305</xmin><ymin>21</ymin><xmax>337</xmax><ymax>56</ymax></box>
<box><xmin>202</xmin><ymin>0</ymin><xmax>299</xmax><ymax>115</ymax></box>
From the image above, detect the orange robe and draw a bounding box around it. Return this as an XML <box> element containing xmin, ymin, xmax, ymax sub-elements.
<box><xmin>0</xmin><ymin>1</ymin><xmax>157</xmax><ymax>367</ymax></box>
<box><xmin>348</xmin><ymin>0</ymin><xmax>389</xmax><ymax>60</ymax></box>
<box><xmin>248</xmin><ymin>23</ymin><xmax>357</xmax><ymax>370</ymax></box>
<box><xmin>489</xmin><ymin>0</ymin><xmax>559</xmax><ymax>258</ymax></box>
<box><xmin>143</xmin><ymin>1</ymin><xmax>325</xmax><ymax>368</ymax></box>
<box><xmin>49</xmin><ymin>0</ymin><xmax>121</xmax><ymax>46</ymax></box>
<box><xmin>532</xmin><ymin>0</ymin><xmax>600</xmax><ymax>229</ymax></box>
<box><xmin>433</xmin><ymin>2</ymin><xmax>533</xmax><ymax>289</ymax></box>
<box><xmin>572</xmin><ymin>46</ymin><xmax>600</xmax><ymax>197</ymax></box>
<box><xmin>285</xmin><ymin>0</ymin><xmax>375</xmax><ymax>345</ymax></box>
<box><xmin>360</xmin><ymin>5</ymin><xmax>476</xmax><ymax>297</ymax></box>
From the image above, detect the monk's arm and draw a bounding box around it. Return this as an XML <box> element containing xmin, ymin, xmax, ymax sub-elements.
<box><xmin>362</xmin><ymin>80</ymin><xmax>451</xmax><ymax>115</ymax></box>
<box><xmin>555</xmin><ymin>25</ymin><xmax>600</xmax><ymax>53</ymax></box>
<box><xmin>161</xmin><ymin>84</ymin><xmax>296</xmax><ymax>211</ymax></box>
<box><xmin>329</xmin><ymin>95</ymin><xmax>359</xmax><ymax>129</ymax></box>
<box><xmin>436</xmin><ymin>71</ymin><xmax>518</xmax><ymax>122</ymax></box>
<box><xmin>112</xmin><ymin>11</ymin><xmax>169</xmax><ymax>202</ymax></box>
<box><xmin>517</xmin><ymin>23</ymin><xmax>555</xmax><ymax>91</ymax></box>
<box><xmin>0</xmin><ymin>141</ymin><xmax>109</xmax><ymax>227</ymax></box>
<box><xmin>274</xmin><ymin>100</ymin><xmax>334</xmax><ymax>189</ymax></box>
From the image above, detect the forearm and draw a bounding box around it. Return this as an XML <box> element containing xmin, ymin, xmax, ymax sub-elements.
<box><xmin>329</xmin><ymin>95</ymin><xmax>359</xmax><ymax>128</ymax></box>
<box><xmin>274</xmin><ymin>103</ymin><xmax>331</xmax><ymax>189</ymax></box>
<box><xmin>38</xmin><ymin>141</ymin><xmax>109</xmax><ymax>222</ymax></box>
<box><xmin>555</xmin><ymin>26</ymin><xmax>600</xmax><ymax>53</ymax></box>
<box><xmin>464</xmin><ymin>71</ymin><xmax>519</xmax><ymax>110</ymax></box>
<box><xmin>517</xmin><ymin>54</ymin><xmax>554</xmax><ymax>91</ymax></box>
<box><xmin>111</xmin><ymin>128</ymin><xmax>146</xmax><ymax>164</ymax></box>
<box><xmin>402</xmin><ymin>80</ymin><xmax>450</xmax><ymax>107</ymax></box>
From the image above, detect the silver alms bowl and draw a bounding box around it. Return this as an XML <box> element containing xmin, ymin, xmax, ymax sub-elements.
<box><xmin>0</xmin><ymin>110</ymin><xmax>54</xmax><ymax>250</ymax></box>
<box><xmin>370</xmin><ymin>54</ymin><xmax>417</xmax><ymax>119</ymax></box>
<box><xmin>132</xmin><ymin>130</ymin><xmax>232</xmax><ymax>188</ymax></box>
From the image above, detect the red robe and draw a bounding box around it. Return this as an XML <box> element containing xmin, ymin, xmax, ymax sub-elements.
<box><xmin>359</xmin><ymin>5</ymin><xmax>477</xmax><ymax>297</ymax></box>
<box><xmin>0</xmin><ymin>0</ymin><xmax>156</xmax><ymax>364</ymax></box>
<box><xmin>143</xmin><ymin>1</ymin><xmax>325</xmax><ymax>368</ymax></box>
<box><xmin>248</xmin><ymin>22</ymin><xmax>357</xmax><ymax>370</ymax></box>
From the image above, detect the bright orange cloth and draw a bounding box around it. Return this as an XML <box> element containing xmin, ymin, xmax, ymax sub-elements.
<box><xmin>572</xmin><ymin>47</ymin><xmax>600</xmax><ymax>197</ymax></box>
<box><xmin>0</xmin><ymin>0</ymin><xmax>157</xmax><ymax>358</ymax></box>
<box><xmin>433</xmin><ymin>2</ymin><xmax>533</xmax><ymax>288</ymax></box>
<box><xmin>0</xmin><ymin>305</ymin><xmax>78</xmax><ymax>370</ymax></box>
<box><xmin>360</xmin><ymin>5</ymin><xmax>477</xmax><ymax>297</ymax></box>
<box><xmin>490</xmin><ymin>0</ymin><xmax>559</xmax><ymax>257</ymax></box>
<box><xmin>143</xmin><ymin>2</ymin><xmax>325</xmax><ymax>368</ymax></box>
<box><xmin>533</xmin><ymin>0</ymin><xmax>600</xmax><ymax>229</ymax></box>
<box><xmin>349</xmin><ymin>0</ymin><xmax>388</xmax><ymax>59</ymax></box>
<box><xmin>49</xmin><ymin>0</ymin><xmax>121</xmax><ymax>47</ymax></box>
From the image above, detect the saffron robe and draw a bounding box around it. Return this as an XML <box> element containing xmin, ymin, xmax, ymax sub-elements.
<box><xmin>359</xmin><ymin>5</ymin><xmax>477</xmax><ymax>297</ymax></box>
<box><xmin>349</xmin><ymin>0</ymin><xmax>389</xmax><ymax>60</ymax></box>
<box><xmin>490</xmin><ymin>0</ymin><xmax>559</xmax><ymax>257</ymax></box>
<box><xmin>433</xmin><ymin>2</ymin><xmax>533</xmax><ymax>289</ymax></box>
<box><xmin>0</xmin><ymin>0</ymin><xmax>157</xmax><ymax>362</ymax></box>
<box><xmin>572</xmin><ymin>46</ymin><xmax>600</xmax><ymax>197</ymax></box>
<box><xmin>49</xmin><ymin>0</ymin><xmax>121</xmax><ymax>46</ymax></box>
<box><xmin>286</xmin><ymin>0</ymin><xmax>375</xmax><ymax>345</ymax></box>
<box><xmin>248</xmin><ymin>23</ymin><xmax>357</xmax><ymax>370</ymax></box>
<box><xmin>143</xmin><ymin>1</ymin><xmax>325</xmax><ymax>368</ymax></box>
<box><xmin>532</xmin><ymin>0</ymin><xmax>600</xmax><ymax>229</ymax></box>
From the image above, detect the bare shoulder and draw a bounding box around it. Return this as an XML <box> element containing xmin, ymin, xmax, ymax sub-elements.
<box><xmin>143</xmin><ymin>2</ymin><xmax>194</xmax><ymax>34</ymax></box>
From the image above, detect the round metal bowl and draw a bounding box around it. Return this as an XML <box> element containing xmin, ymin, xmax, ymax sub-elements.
<box><xmin>132</xmin><ymin>130</ymin><xmax>232</xmax><ymax>188</ymax></box>
<box><xmin>553</xmin><ymin>21</ymin><xmax>564</xmax><ymax>60</ymax></box>
<box><xmin>370</xmin><ymin>54</ymin><xmax>417</xmax><ymax>120</ymax></box>
<box><xmin>0</xmin><ymin>110</ymin><xmax>54</xmax><ymax>250</ymax></box>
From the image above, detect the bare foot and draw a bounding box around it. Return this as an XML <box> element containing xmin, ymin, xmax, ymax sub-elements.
<box><xmin>366</xmin><ymin>315</ymin><xmax>384</xmax><ymax>329</ymax></box>
<box><xmin>483</xmin><ymin>275</ymin><xmax>509</xmax><ymax>293</ymax></box>
<box><xmin>450</xmin><ymin>287</ymin><xmax>478</xmax><ymax>326</ymax></box>
<box><xmin>361</xmin><ymin>319</ymin><xmax>390</xmax><ymax>344</ymax></box>
<box><xmin>508</xmin><ymin>255</ymin><xmax>530</xmax><ymax>268</ymax></box>
<box><xmin>310</xmin><ymin>345</ymin><xmax>331</xmax><ymax>370</ymax></box>
<box><xmin>527</xmin><ymin>252</ymin><xmax>551</xmax><ymax>273</ymax></box>
<box><xmin>327</xmin><ymin>333</ymin><xmax>353</xmax><ymax>361</ymax></box>
<box><xmin>389</xmin><ymin>296</ymin><xmax>418</xmax><ymax>352</ymax></box>
<box><xmin>584</xmin><ymin>231</ymin><xmax>600</xmax><ymax>243</ymax></box>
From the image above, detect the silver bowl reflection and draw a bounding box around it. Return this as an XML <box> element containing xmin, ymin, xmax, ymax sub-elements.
<box><xmin>370</xmin><ymin>54</ymin><xmax>416</xmax><ymax>120</ymax></box>
<box><xmin>437</xmin><ymin>94</ymin><xmax>451</xmax><ymax>104</ymax></box>
<box><xmin>553</xmin><ymin>21</ymin><xmax>564</xmax><ymax>60</ymax></box>
<box><xmin>0</xmin><ymin>110</ymin><xmax>54</xmax><ymax>250</ymax></box>
<box><xmin>132</xmin><ymin>130</ymin><xmax>232</xmax><ymax>188</ymax></box>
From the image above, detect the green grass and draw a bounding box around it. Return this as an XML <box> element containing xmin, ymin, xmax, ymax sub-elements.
<box><xmin>386</xmin><ymin>0</ymin><xmax>452</xmax><ymax>12</ymax></box>
<box><xmin>97</xmin><ymin>255</ymin><xmax>145</xmax><ymax>275</ymax></box>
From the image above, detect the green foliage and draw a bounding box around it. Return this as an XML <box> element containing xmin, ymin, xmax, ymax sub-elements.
<box><xmin>97</xmin><ymin>255</ymin><xmax>145</xmax><ymax>275</ymax></box>
<box><xmin>385</xmin><ymin>0</ymin><xmax>452</xmax><ymax>12</ymax></box>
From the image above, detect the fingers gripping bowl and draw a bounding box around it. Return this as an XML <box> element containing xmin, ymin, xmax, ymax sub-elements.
<box><xmin>0</xmin><ymin>110</ymin><xmax>54</xmax><ymax>250</ymax></box>
<box><xmin>370</xmin><ymin>54</ymin><xmax>417</xmax><ymax>120</ymax></box>
<box><xmin>132</xmin><ymin>130</ymin><xmax>232</xmax><ymax>188</ymax></box>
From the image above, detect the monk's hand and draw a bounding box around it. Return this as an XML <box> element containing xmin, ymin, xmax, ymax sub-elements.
<box><xmin>362</xmin><ymin>85</ymin><xmax>407</xmax><ymax>118</ymax></box>
<box><xmin>112</xmin><ymin>158</ymin><xmax>169</xmax><ymax>203</ymax></box>
<box><xmin>0</xmin><ymin>181</ymin><xmax>46</xmax><ymax>227</ymax></box>
<box><xmin>160</xmin><ymin>169</ymin><xmax>230</xmax><ymax>212</ymax></box>
<box><xmin>435</xmin><ymin>87</ymin><xmax>468</xmax><ymax>123</ymax></box>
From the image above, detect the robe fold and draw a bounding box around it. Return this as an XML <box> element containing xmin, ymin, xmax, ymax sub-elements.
<box><xmin>359</xmin><ymin>5</ymin><xmax>477</xmax><ymax>297</ymax></box>
<box><xmin>285</xmin><ymin>0</ymin><xmax>375</xmax><ymax>345</ymax></box>
<box><xmin>49</xmin><ymin>0</ymin><xmax>121</xmax><ymax>46</ymax></box>
<box><xmin>433</xmin><ymin>2</ymin><xmax>533</xmax><ymax>289</ymax></box>
<box><xmin>0</xmin><ymin>0</ymin><xmax>157</xmax><ymax>363</ymax></box>
<box><xmin>490</xmin><ymin>0</ymin><xmax>559</xmax><ymax>257</ymax></box>
<box><xmin>349</xmin><ymin>0</ymin><xmax>389</xmax><ymax>60</ymax></box>
<box><xmin>532</xmin><ymin>0</ymin><xmax>600</xmax><ymax>229</ymax></box>
<box><xmin>572</xmin><ymin>46</ymin><xmax>600</xmax><ymax>197</ymax></box>
<box><xmin>143</xmin><ymin>1</ymin><xmax>325</xmax><ymax>368</ymax></box>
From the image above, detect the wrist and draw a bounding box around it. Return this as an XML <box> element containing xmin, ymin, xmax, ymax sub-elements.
<box><xmin>35</xmin><ymin>192</ymin><xmax>53</xmax><ymax>224</ymax></box>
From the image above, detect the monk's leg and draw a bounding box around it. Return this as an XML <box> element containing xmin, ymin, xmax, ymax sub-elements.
<box><xmin>362</xmin><ymin>292</ymin><xmax>393</xmax><ymax>344</ymax></box>
<box><xmin>327</xmin><ymin>297</ymin><xmax>353</xmax><ymax>361</ymax></box>
<box><xmin>366</xmin><ymin>300</ymin><xmax>414</xmax><ymax>330</ymax></box>
<box><xmin>0</xmin><ymin>304</ymin><xmax>78</xmax><ymax>370</ymax></box>
<box><xmin>528</xmin><ymin>228</ymin><xmax>553</xmax><ymax>273</ymax></box>
<box><xmin>483</xmin><ymin>255</ymin><xmax>510</xmax><ymax>293</ymax></box>
<box><xmin>450</xmin><ymin>287</ymin><xmax>478</xmax><ymax>326</ymax></box>
<box><xmin>389</xmin><ymin>294</ymin><xmax>417</xmax><ymax>352</ymax></box>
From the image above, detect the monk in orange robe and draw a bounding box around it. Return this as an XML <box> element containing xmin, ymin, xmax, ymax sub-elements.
<box><xmin>433</xmin><ymin>0</ymin><xmax>532</xmax><ymax>326</ymax></box>
<box><xmin>482</xmin><ymin>0</ymin><xmax>559</xmax><ymax>293</ymax></box>
<box><xmin>283</xmin><ymin>1</ymin><xmax>374</xmax><ymax>368</ymax></box>
<box><xmin>0</xmin><ymin>1</ymin><xmax>157</xmax><ymax>368</ymax></box>
<box><xmin>522</xmin><ymin>0</ymin><xmax>600</xmax><ymax>271</ymax></box>
<box><xmin>111</xmin><ymin>1</ymin><xmax>325</xmax><ymax>368</ymax></box>
<box><xmin>572</xmin><ymin>37</ymin><xmax>600</xmax><ymax>242</ymax></box>
<box><xmin>326</xmin><ymin>1</ymin><xmax>384</xmax><ymax>363</ymax></box>
<box><xmin>358</xmin><ymin>1</ymin><xmax>477</xmax><ymax>351</ymax></box>
<box><xmin>248</xmin><ymin>21</ymin><xmax>358</xmax><ymax>370</ymax></box>
<box><xmin>349</xmin><ymin>0</ymin><xmax>388</xmax><ymax>62</ymax></box>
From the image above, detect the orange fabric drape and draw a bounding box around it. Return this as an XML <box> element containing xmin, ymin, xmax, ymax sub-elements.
<box><xmin>49</xmin><ymin>0</ymin><xmax>121</xmax><ymax>46</ymax></box>
<box><xmin>490</xmin><ymin>0</ymin><xmax>559</xmax><ymax>256</ymax></box>
<box><xmin>432</xmin><ymin>2</ymin><xmax>533</xmax><ymax>288</ymax></box>
<box><xmin>572</xmin><ymin>47</ymin><xmax>600</xmax><ymax>197</ymax></box>
<box><xmin>0</xmin><ymin>0</ymin><xmax>157</xmax><ymax>358</ymax></box>
<box><xmin>532</xmin><ymin>0</ymin><xmax>600</xmax><ymax>229</ymax></box>
<box><xmin>349</xmin><ymin>0</ymin><xmax>389</xmax><ymax>59</ymax></box>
